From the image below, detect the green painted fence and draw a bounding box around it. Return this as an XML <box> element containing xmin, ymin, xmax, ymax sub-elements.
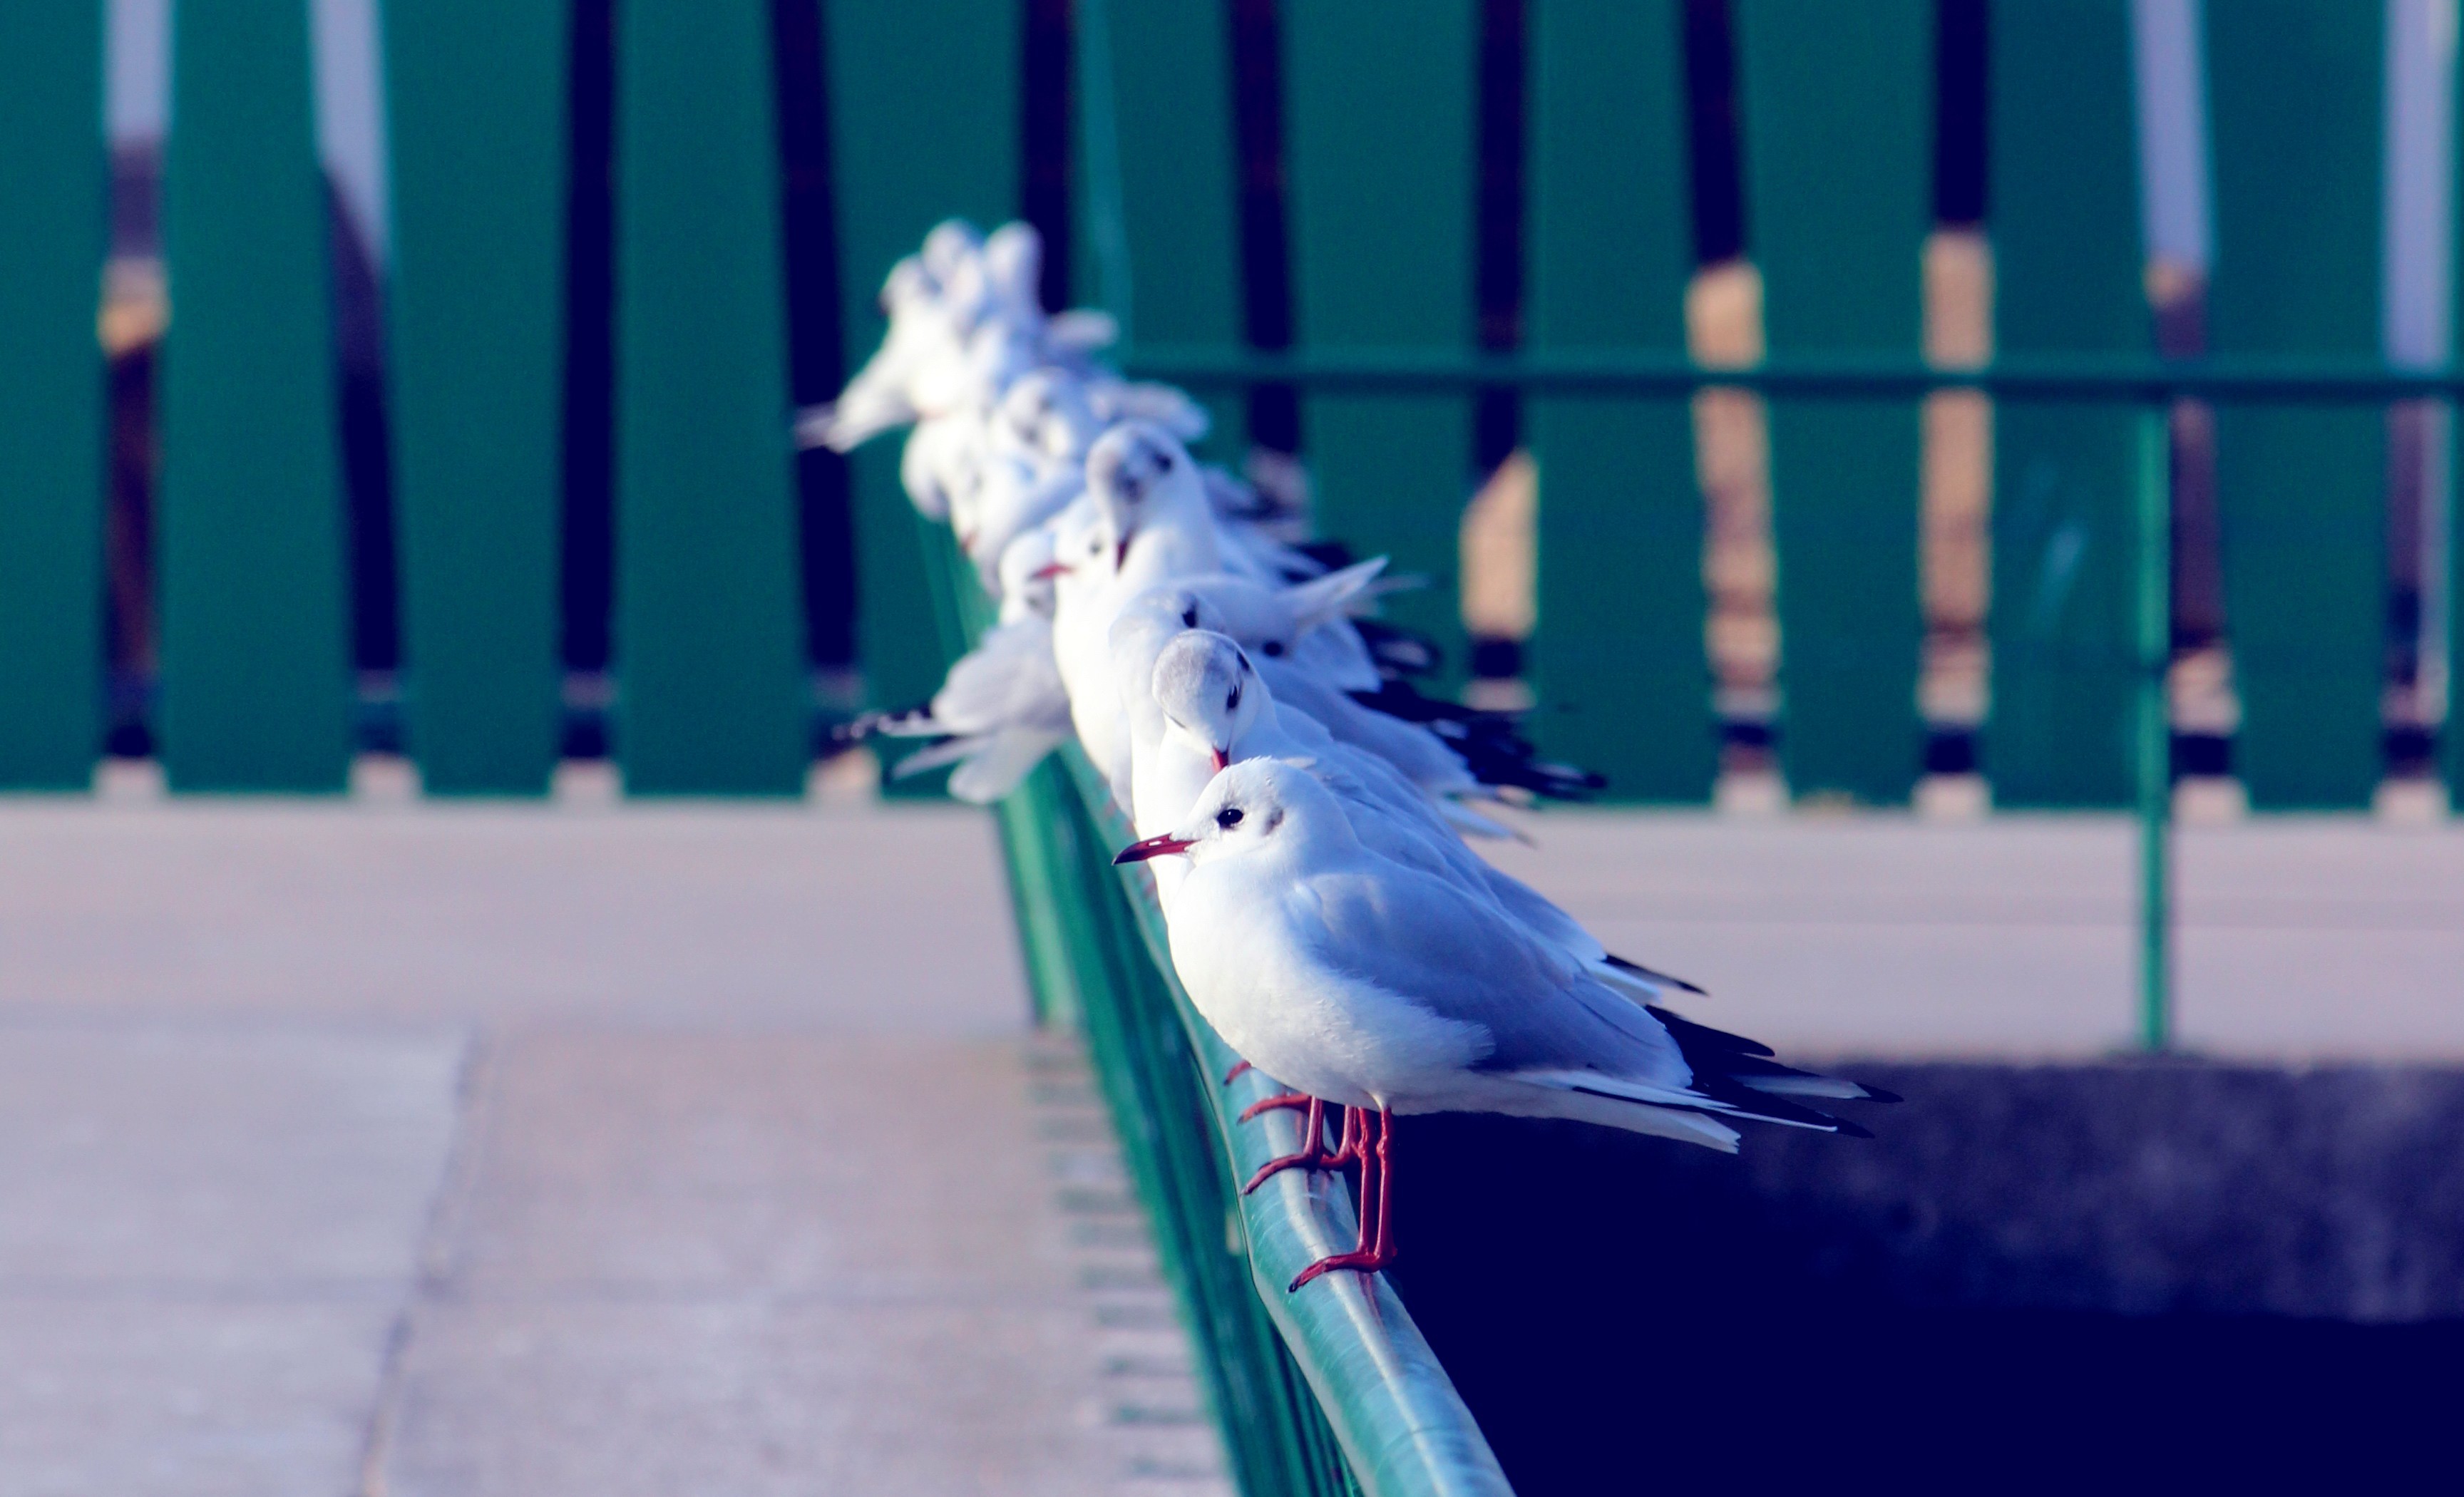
<box><xmin>1524</xmin><ymin>0</ymin><xmax>1714</xmax><ymax>803</ymax></box>
<box><xmin>1281</xmin><ymin>0</ymin><xmax>1480</xmax><ymax>691</ymax></box>
<box><xmin>1986</xmin><ymin>0</ymin><xmax>2146</xmax><ymax>810</ymax></box>
<box><xmin>2204</xmin><ymin>1</ymin><xmax>2387</xmax><ymax>811</ymax></box>
<box><xmin>0</xmin><ymin>8</ymin><xmax>106</xmax><ymax>789</ymax></box>
<box><xmin>613</xmin><ymin>0</ymin><xmax>808</xmax><ymax>795</ymax></box>
<box><xmin>1732</xmin><ymin>0</ymin><xmax>1933</xmax><ymax>808</ymax></box>
<box><xmin>0</xmin><ymin>2</ymin><xmax>2431</xmax><ymax>817</ymax></box>
<box><xmin>158</xmin><ymin>0</ymin><xmax>354</xmax><ymax>792</ymax></box>
<box><xmin>383</xmin><ymin>0</ymin><xmax>569</xmax><ymax>795</ymax></box>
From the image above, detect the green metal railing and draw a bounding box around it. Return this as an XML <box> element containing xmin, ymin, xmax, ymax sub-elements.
<box><xmin>925</xmin><ymin>533</ymin><xmax>1507</xmax><ymax>1496</ymax></box>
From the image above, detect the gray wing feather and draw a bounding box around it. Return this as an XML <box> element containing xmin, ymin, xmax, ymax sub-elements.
<box><xmin>1293</xmin><ymin>865</ymin><xmax>1691</xmax><ymax>1091</ymax></box>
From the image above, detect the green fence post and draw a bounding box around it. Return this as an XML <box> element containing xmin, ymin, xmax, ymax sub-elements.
<box><xmin>1731</xmin><ymin>0</ymin><xmax>1932</xmax><ymax>806</ymax></box>
<box><xmin>612</xmin><ymin>0</ymin><xmax>808</xmax><ymax>795</ymax></box>
<box><xmin>2204</xmin><ymin>1</ymin><xmax>2386</xmax><ymax>810</ymax></box>
<box><xmin>1088</xmin><ymin>0</ymin><xmax>1247</xmax><ymax>457</ymax></box>
<box><xmin>818</xmin><ymin>0</ymin><xmax>1021</xmax><ymax>732</ymax></box>
<box><xmin>1986</xmin><ymin>0</ymin><xmax>2145</xmax><ymax>808</ymax></box>
<box><xmin>383</xmin><ymin>0</ymin><xmax>570</xmax><ymax>796</ymax></box>
<box><xmin>158</xmin><ymin>0</ymin><xmax>354</xmax><ymax>793</ymax></box>
<box><xmin>2135</xmin><ymin>409</ymin><xmax>2172</xmax><ymax>1050</ymax></box>
<box><xmin>0</xmin><ymin>6</ymin><xmax>106</xmax><ymax>790</ymax></box>
<box><xmin>1280</xmin><ymin>0</ymin><xmax>1479</xmax><ymax>685</ymax></box>
<box><xmin>2453</xmin><ymin>62</ymin><xmax>2464</xmax><ymax>813</ymax></box>
<box><xmin>1524</xmin><ymin>0</ymin><xmax>1713</xmax><ymax>803</ymax></box>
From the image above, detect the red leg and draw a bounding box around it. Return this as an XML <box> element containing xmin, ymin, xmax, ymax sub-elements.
<box><xmin>1290</xmin><ymin>1106</ymin><xmax>1398</xmax><ymax>1290</ymax></box>
<box><xmin>1237</xmin><ymin>1091</ymin><xmax>1310</xmax><ymax>1123</ymax></box>
<box><xmin>1222</xmin><ymin>1059</ymin><xmax>1253</xmax><ymax>1085</ymax></box>
<box><xmin>1325</xmin><ymin>1105</ymin><xmax>1362</xmax><ymax>1167</ymax></box>
<box><xmin>1241</xmin><ymin>1096</ymin><xmax>1334</xmax><ymax>1194</ymax></box>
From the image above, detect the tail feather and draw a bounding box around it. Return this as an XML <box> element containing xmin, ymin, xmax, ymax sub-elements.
<box><xmin>1347</xmin><ymin>681</ymin><xmax>1607</xmax><ymax>801</ymax></box>
<box><xmin>945</xmin><ymin>731</ymin><xmax>1062</xmax><ymax>803</ymax></box>
<box><xmin>885</xmin><ymin>736</ymin><xmax>977</xmax><ymax>778</ymax></box>
<box><xmin>1352</xmin><ymin>618</ymin><xmax>1441</xmax><ymax>677</ymax></box>
<box><xmin>1646</xmin><ymin>1004</ymin><xmax>1895</xmax><ymax>1133</ymax></box>
<box><xmin>832</xmin><ymin>701</ymin><xmax>942</xmax><ymax>744</ymax></box>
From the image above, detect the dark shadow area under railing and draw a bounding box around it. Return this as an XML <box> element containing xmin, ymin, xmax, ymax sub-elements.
<box><xmin>1387</xmin><ymin>1062</ymin><xmax>2464</xmax><ymax>1491</ymax></box>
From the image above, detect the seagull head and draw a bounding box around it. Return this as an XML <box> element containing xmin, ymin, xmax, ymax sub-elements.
<box><xmin>1113</xmin><ymin>758</ymin><xmax>1332</xmax><ymax>867</ymax></box>
<box><xmin>996</xmin><ymin>369</ymin><xmax>1099</xmax><ymax>466</ymax></box>
<box><xmin>1087</xmin><ymin>420</ymin><xmax>1198</xmax><ymax>570</ymax></box>
<box><xmin>1151</xmin><ymin>630</ymin><xmax>1263</xmax><ymax>773</ymax></box>
<box><xmin>994</xmin><ymin>519</ymin><xmax>1062</xmax><ymax>622</ymax></box>
<box><xmin>969</xmin><ymin>465</ymin><xmax>1082</xmax><ymax>592</ymax></box>
<box><xmin>980</xmin><ymin>221</ymin><xmax>1047</xmax><ymax>326</ymax></box>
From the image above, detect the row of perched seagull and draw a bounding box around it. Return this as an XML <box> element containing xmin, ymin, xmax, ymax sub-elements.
<box><xmin>809</xmin><ymin>220</ymin><xmax>1891</xmax><ymax>1292</ymax></box>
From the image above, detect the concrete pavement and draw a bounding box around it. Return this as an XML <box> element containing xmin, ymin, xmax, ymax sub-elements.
<box><xmin>0</xmin><ymin>793</ymin><xmax>1227</xmax><ymax>1496</ymax></box>
<box><xmin>1473</xmin><ymin>808</ymin><xmax>2464</xmax><ymax>1060</ymax></box>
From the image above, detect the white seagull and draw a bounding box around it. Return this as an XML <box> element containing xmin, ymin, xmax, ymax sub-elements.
<box><xmin>838</xmin><ymin>528</ymin><xmax>1074</xmax><ymax>803</ymax></box>
<box><xmin>1114</xmin><ymin>759</ymin><xmax>1889</xmax><ymax>1290</ymax></box>
<box><xmin>1147</xmin><ymin>629</ymin><xmax>1695</xmax><ymax>1002</ymax></box>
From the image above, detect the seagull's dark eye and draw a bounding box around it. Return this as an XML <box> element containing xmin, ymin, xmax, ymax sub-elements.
<box><xmin>1226</xmin><ymin>689</ymin><xmax>1240</xmax><ymax>711</ymax></box>
<box><xmin>1156</xmin><ymin>452</ymin><xmax>1175</xmax><ymax>470</ymax></box>
<box><xmin>1261</xmin><ymin>639</ymin><xmax>1285</xmax><ymax>657</ymax></box>
<box><xmin>1181</xmin><ymin>607</ymin><xmax>1198</xmax><ymax>627</ymax></box>
<box><xmin>1216</xmin><ymin>807</ymin><xmax>1244</xmax><ymax>829</ymax></box>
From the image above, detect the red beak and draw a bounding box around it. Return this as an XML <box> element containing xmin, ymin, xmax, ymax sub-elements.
<box><xmin>1113</xmin><ymin>832</ymin><xmax>1194</xmax><ymax>865</ymax></box>
<box><xmin>1209</xmin><ymin>749</ymin><xmax>1231</xmax><ymax>773</ymax></box>
<box><xmin>1029</xmin><ymin>560</ymin><xmax>1070</xmax><ymax>580</ymax></box>
<box><xmin>1114</xmin><ymin>538</ymin><xmax>1131</xmax><ymax>570</ymax></box>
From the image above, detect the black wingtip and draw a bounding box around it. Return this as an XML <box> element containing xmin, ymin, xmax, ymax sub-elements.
<box><xmin>1604</xmin><ymin>953</ymin><xmax>1707</xmax><ymax>996</ymax></box>
<box><xmin>1829</xmin><ymin>1117</ymin><xmax>1876</xmax><ymax>1140</ymax></box>
<box><xmin>1646</xmin><ymin>1005</ymin><xmax>1776</xmax><ymax>1059</ymax></box>
<box><xmin>1858</xmin><ymin>1084</ymin><xmax>1905</xmax><ymax>1105</ymax></box>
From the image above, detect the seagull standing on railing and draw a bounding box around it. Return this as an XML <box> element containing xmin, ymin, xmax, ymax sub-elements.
<box><xmin>1114</xmin><ymin>760</ymin><xmax>1889</xmax><ymax>1290</ymax></box>
<box><xmin>799</xmin><ymin>219</ymin><xmax>1114</xmax><ymax>458</ymax></box>
<box><xmin>834</xmin><ymin>526</ymin><xmax>1074</xmax><ymax>804</ymax></box>
<box><xmin>1146</xmin><ymin>630</ymin><xmax>1698</xmax><ymax>1003</ymax></box>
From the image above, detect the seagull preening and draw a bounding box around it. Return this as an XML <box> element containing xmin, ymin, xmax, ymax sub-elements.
<box><xmin>823</xmin><ymin>218</ymin><xmax>1892</xmax><ymax>1292</ymax></box>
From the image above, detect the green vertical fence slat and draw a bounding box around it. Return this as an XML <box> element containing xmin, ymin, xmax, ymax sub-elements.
<box><xmin>1100</xmin><ymin>0</ymin><xmax>1246</xmax><ymax>456</ymax></box>
<box><xmin>1732</xmin><ymin>0</ymin><xmax>1931</xmax><ymax>806</ymax></box>
<box><xmin>1524</xmin><ymin>0</ymin><xmax>1711</xmax><ymax>803</ymax></box>
<box><xmin>1281</xmin><ymin>0</ymin><xmax>1478</xmax><ymax>681</ymax></box>
<box><xmin>0</xmin><ymin>7</ymin><xmax>106</xmax><ymax>790</ymax></box>
<box><xmin>158</xmin><ymin>0</ymin><xmax>353</xmax><ymax>793</ymax></box>
<box><xmin>613</xmin><ymin>0</ymin><xmax>807</xmax><ymax>795</ymax></box>
<box><xmin>2454</xmin><ymin>75</ymin><xmax>2464</xmax><ymax>810</ymax></box>
<box><xmin>819</xmin><ymin>0</ymin><xmax>1020</xmax><ymax>723</ymax></box>
<box><xmin>2205</xmin><ymin>3</ymin><xmax>2386</xmax><ymax>810</ymax></box>
<box><xmin>1985</xmin><ymin>0</ymin><xmax>2145</xmax><ymax>808</ymax></box>
<box><xmin>384</xmin><ymin>0</ymin><xmax>570</xmax><ymax>796</ymax></box>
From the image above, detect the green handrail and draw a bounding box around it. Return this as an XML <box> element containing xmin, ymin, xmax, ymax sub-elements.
<box><xmin>1119</xmin><ymin>345</ymin><xmax>2464</xmax><ymax>401</ymax></box>
<box><xmin>922</xmin><ymin>530</ymin><xmax>1508</xmax><ymax>1493</ymax></box>
<box><xmin>1059</xmin><ymin>748</ymin><xmax>1514</xmax><ymax>1496</ymax></box>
